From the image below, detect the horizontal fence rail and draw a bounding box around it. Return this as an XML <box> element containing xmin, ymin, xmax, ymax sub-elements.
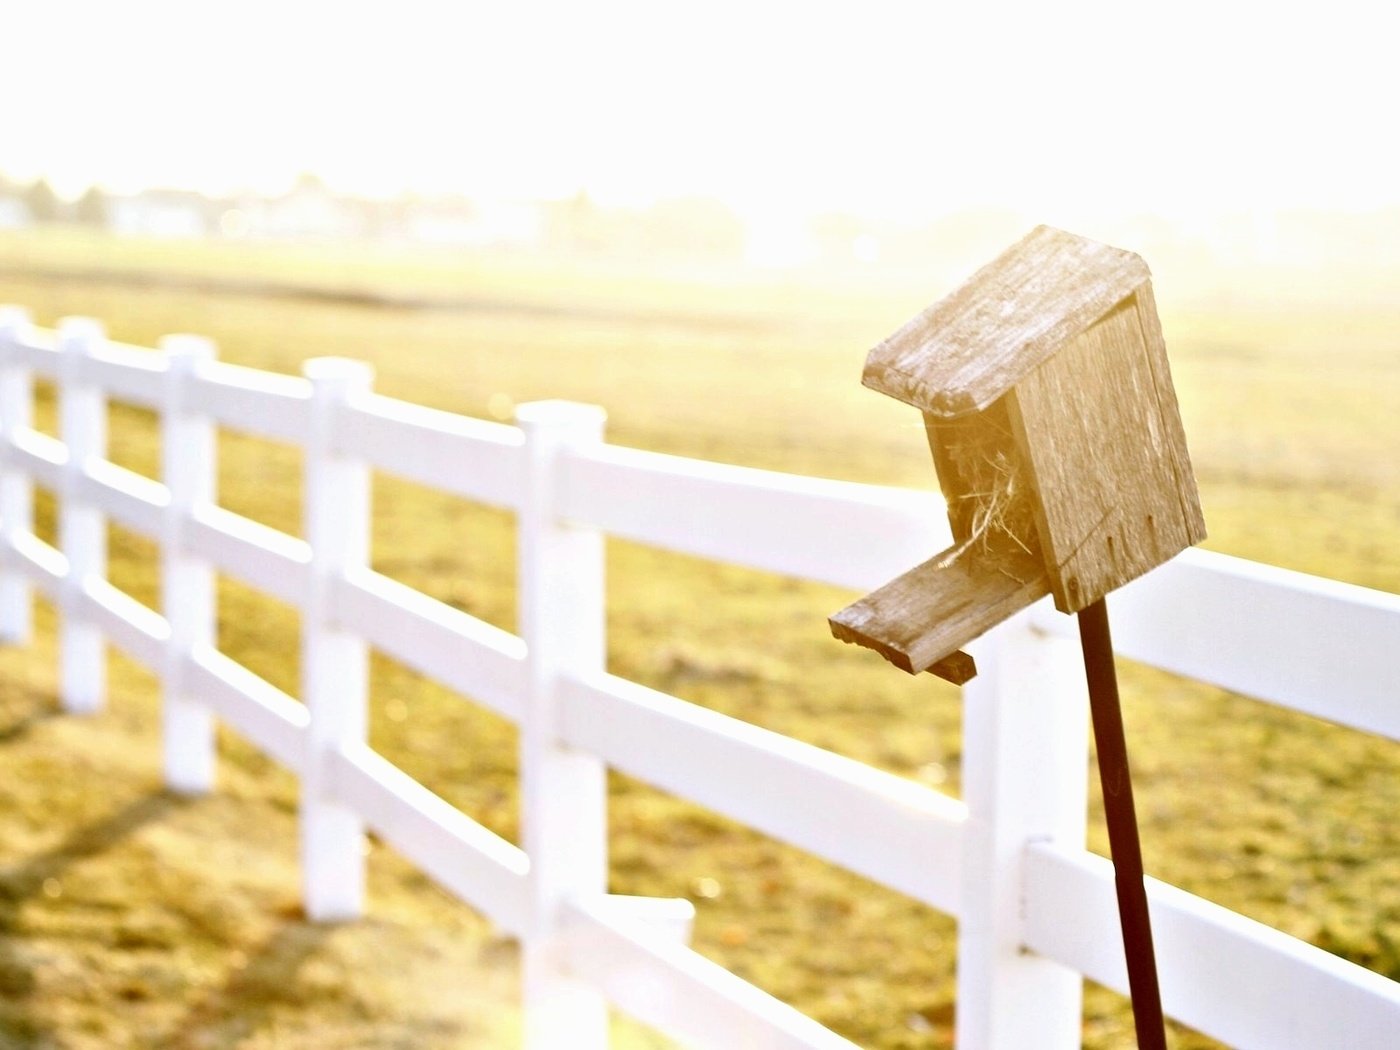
<box><xmin>332</xmin><ymin>566</ymin><xmax>527</xmax><ymax>723</ymax></box>
<box><xmin>560</xmin><ymin>442</ymin><xmax>946</xmax><ymax>591</ymax></box>
<box><xmin>1022</xmin><ymin>843</ymin><xmax>1400</xmax><ymax>1050</ymax></box>
<box><xmin>558</xmin><ymin>670</ymin><xmax>968</xmax><ymax>915</ymax></box>
<box><xmin>184</xmin><ymin>645</ymin><xmax>309</xmax><ymax>773</ymax></box>
<box><xmin>0</xmin><ymin>306</ymin><xmax>1397</xmax><ymax>1049</ymax></box>
<box><xmin>1031</xmin><ymin>548</ymin><xmax>1400</xmax><ymax>743</ymax></box>
<box><xmin>189</xmin><ymin>361</ymin><xmax>312</xmax><ymax>443</ymax></box>
<box><xmin>562</xmin><ymin>894</ymin><xmax>862</xmax><ymax>1050</ymax></box>
<box><xmin>335</xmin><ymin>392</ymin><xmax>526</xmax><ymax>509</ymax></box>
<box><xmin>327</xmin><ymin>742</ymin><xmax>532</xmax><ymax>936</ymax></box>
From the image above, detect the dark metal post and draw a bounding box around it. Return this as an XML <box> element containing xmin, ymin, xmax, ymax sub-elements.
<box><xmin>1078</xmin><ymin>597</ymin><xmax>1167</xmax><ymax>1050</ymax></box>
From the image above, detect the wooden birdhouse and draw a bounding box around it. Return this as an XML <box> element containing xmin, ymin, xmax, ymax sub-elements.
<box><xmin>830</xmin><ymin>225</ymin><xmax>1206</xmax><ymax>684</ymax></box>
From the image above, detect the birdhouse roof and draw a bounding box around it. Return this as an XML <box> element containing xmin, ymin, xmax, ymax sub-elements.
<box><xmin>862</xmin><ymin>225</ymin><xmax>1151</xmax><ymax>418</ymax></box>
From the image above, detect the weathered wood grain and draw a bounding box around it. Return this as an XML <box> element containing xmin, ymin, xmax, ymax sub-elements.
<box><xmin>1132</xmin><ymin>280</ymin><xmax>1208</xmax><ymax>547</ymax></box>
<box><xmin>1006</xmin><ymin>296</ymin><xmax>1203</xmax><ymax>612</ymax></box>
<box><xmin>829</xmin><ymin>550</ymin><xmax>1048</xmax><ymax>682</ymax></box>
<box><xmin>862</xmin><ymin>226</ymin><xmax>1149</xmax><ymax>418</ymax></box>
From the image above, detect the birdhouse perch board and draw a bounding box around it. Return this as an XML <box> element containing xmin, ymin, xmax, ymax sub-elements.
<box><xmin>830</xmin><ymin>225</ymin><xmax>1206</xmax><ymax>683</ymax></box>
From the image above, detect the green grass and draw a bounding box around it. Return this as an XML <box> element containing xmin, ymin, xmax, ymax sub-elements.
<box><xmin>1</xmin><ymin>229</ymin><xmax>1398</xmax><ymax>1048</ymax></box>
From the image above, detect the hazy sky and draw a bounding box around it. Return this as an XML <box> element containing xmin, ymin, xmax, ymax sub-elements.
<box><xmin>4</xmin><ymin>1</ymin><xmax>1397</xmax><ymax>223</ymax></box>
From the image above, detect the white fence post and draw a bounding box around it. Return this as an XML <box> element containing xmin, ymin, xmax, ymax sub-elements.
<box><xmin>58</xmin><ymin>317</ymin><xmax>108</xmax><ymax>714</ymax></box>
<box><xmin>301</xmin><ymin>356</ymin><xmax>373</xmax><ymax>922</ymax></box>
<box><xmin>956</xmin><ymin>606</ymin><xmax>1088</xmax><ymax>1049</ymax></box>
<box><xmin>161</xmin><ymin>334</ymin><xmax>218</xmax><ymax>793</ymax></box>
<box><xmin>517</xmin><ymin>400</ymin><xmax>609</xmax><ymax>1050</ymax></box>
<box><xmin>0</xmin><ymin>306</ymin><xmax>34</xmax><ymax>643</ymax></box>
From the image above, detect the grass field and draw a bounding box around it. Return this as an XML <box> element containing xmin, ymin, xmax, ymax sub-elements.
<box><xmin>1</xmin><ymin>228</ymin><xmax>1397</xmax><ymax>1048</ymax></box>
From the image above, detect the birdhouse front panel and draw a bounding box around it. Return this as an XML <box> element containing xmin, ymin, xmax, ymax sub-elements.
<box><xmin>1007</xmin><ymin>289</ymin><xmax>1205</xmax><ymax>612</ymax></box>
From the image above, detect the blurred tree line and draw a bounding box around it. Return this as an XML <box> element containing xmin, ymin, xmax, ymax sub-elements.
<box><xmin>0</xmin><ymin>175</ymin><xmax>108</xmax><ymax>228</ymax></box>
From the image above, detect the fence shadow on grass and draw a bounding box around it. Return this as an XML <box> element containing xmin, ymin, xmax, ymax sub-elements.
<box><xmin>0</xmin><ymin>792</ymin><xmax>186</xmax><ymax>911</ymax></box>
<box><xmin>0</xmin><ymin>790</ymin><xmax>190</xmax><ymax>1044</ymax></box>
<box><xmin>0</xmin><ymin>678</ymin><xmax>60</xmax><ymax>745</ymax></box>
<box><xmin>162</xmin><ymin>919</ymin><xmax>337</xmax><ymax>1049</ymax></box>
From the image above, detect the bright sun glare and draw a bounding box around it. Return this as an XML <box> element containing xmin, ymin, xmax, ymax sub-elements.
<box><xmin>5</xmin><ymin>0</ymin><xmax>1399</xmax><ymax>226</ymax></box>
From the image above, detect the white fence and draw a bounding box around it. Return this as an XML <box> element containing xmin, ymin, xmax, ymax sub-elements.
<box><xmin>0</xmin><ymin>305</ymin><xmax>1397</xmax><ymax>1048</ymax></box>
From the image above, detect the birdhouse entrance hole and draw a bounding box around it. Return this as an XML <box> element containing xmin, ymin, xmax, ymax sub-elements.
<box><xmin>926</xmin><ymin>397</ymin><xmax>1041</xmax><ymax>581</ymax></box>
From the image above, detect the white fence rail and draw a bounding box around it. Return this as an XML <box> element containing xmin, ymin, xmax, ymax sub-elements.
<box><xmin>0</xmin><ymin>305</ymin><xmax>1397</xmax><ymax>1048</ymax></box>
